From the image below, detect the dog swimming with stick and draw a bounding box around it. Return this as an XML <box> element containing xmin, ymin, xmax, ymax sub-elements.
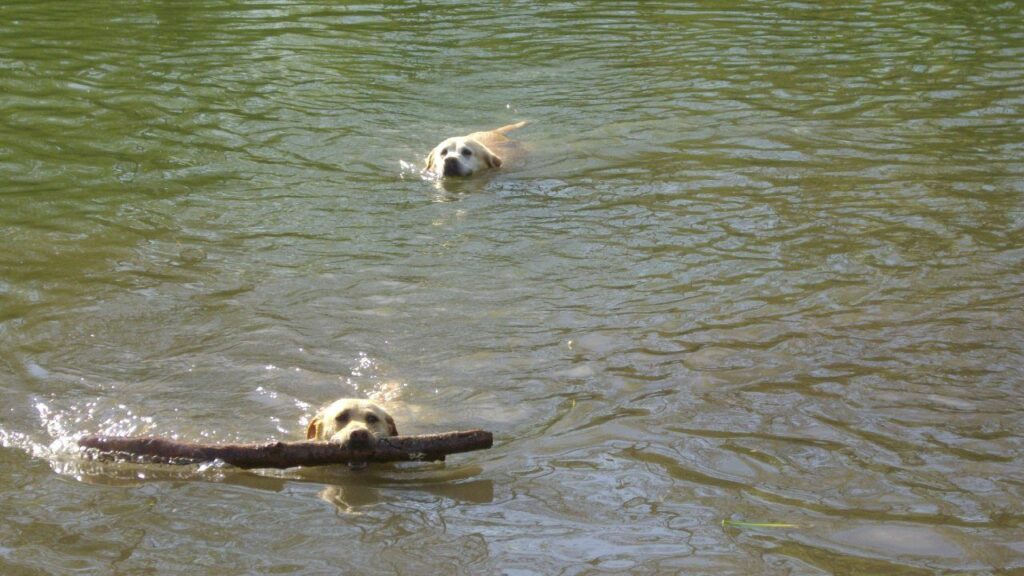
<box><xmin>78</xmin><ymin>396</ymin><xmax>492</xmax><ymax>470</ymax></box>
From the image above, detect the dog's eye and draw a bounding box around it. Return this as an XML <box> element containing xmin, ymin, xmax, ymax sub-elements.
<box><xmin>335</xmin><ymin>410</ymin><xmax>350</xmax><ymax>423</ymax></box>
<box><xmin>440</xmin><ymin>149</ymin><xmax>448</xmax><ymax>157</ymax></box>
<box><xmin>461</xmin><ymin>148</ymin><xmax>472</xmax><ymax>157</ymax></box>
<box><xmin>365</xmin><ymin>413</ymin><xmax>379</xmax><ymax>424</ymax></box>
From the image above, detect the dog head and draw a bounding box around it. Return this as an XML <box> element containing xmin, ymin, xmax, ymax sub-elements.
<box><xmin>425</xmin><ymin>137</ymin><xmax>502</xmax><ymax>177</ymax></box>
<box><xmin>306</xmin><ymin>398</ymin><xmax>399</xmax><ymax>449</ymax></box>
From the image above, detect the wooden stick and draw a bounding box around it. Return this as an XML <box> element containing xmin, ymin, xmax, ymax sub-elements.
<box><xmin>77</xmin><ymin>430</ymin><xmax>493</xmax><ymax>470</ymax></box>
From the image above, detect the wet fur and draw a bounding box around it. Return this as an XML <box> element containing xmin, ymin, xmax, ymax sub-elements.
<box><xmin>306</xmin><ymin>398</ymin><xmax>398</xmax><ymax>446</ymax></box>
<box><xmin>425</xmin><ymin>121</ymin><xmax>527</xmax><ymax>177</ymax></box>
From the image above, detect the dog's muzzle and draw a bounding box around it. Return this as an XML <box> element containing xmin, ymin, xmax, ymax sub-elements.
<box><xmin>442</xmin><ymin>157</ymin><xmax>466</xmax><ymax>177</ymax></box>
<box><xmin>331</xmin><ymin>428</ymin><xmax>375</xmax><ymax>450</ymax></box>
<box><xmin>345</xmin><ymin>429</ymin><xmax>373</xmax><ymax>449</ymax></box>
<box><xmin>340</xmin><ymin>429</ymin><xmax>373</xmax><ymax>470</ymax></box>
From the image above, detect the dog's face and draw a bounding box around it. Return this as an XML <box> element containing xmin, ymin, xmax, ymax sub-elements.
<box><xmin>425</xmin><ymin>137</ymin><xmax>502</xmax><ymax>177</ymax></box>
<box><xmin>306</xmin><ymin>398</ymin><xmax>398</xmax><ymax>448</ymax></box>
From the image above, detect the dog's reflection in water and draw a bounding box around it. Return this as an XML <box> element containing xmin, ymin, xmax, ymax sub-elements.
<box><xmin>318</xmin><ymin>478</ymin><xmax>387</xmax><ymax>511</ymax></box>
<box><xmin>314</xmin><ymin>468</ymin><xmax>494</xmax><ymax>513</ymax></box>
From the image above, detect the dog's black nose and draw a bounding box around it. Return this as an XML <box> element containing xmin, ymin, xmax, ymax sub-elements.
<box><xmin>346</xmin><ymin>429</ymin><xmax>371</xmax><ymax>448</ymax></box>
<box><xmin>442</xmin><ymin>157</ymin><xmax>464</xmax><ymax>177</ymax></box>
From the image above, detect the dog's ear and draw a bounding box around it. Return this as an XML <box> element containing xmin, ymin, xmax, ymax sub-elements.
<box><xmin>385</xmin><ymin>415</ymin><xmax>398</xmax><ymax>437</ymax></box>
<box><xmin>424</xmin><ymin>152</ymin><xmax>436</xmax><ymax>173</ymax></box>
<box><xmin>306</xmin><ymin>415</ymin><xmax>323</xmax><ymax>440</ymax></box>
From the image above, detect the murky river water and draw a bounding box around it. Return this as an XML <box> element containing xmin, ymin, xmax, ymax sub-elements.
<box><xmin>2</xmin><ymin>1</ymin><xmax>1023</xmax><ymax>574</ymax></box>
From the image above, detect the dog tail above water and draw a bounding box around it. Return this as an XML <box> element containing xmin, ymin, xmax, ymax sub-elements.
<box><xmin>493</xmin><ymin>120</ymin><xmax>527</xmax><ymax>134</ymax></box>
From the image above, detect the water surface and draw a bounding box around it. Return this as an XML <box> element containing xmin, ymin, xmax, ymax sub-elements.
<box><xmin>2</xmin><ymin>1</ymin><xmax>1023</xmax><ymax>574</ymax></box>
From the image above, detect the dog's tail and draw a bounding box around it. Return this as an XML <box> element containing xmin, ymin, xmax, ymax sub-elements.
<box><xmin>493</xmin><ymin>120</ymin><xmax>527</xmax><ymax>134</ymax></box>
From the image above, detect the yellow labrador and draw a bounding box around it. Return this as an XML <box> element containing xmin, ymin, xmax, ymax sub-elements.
<box><xmin>425</xmin><ymin>121</ymin><xmax>527</xmax><ymax>177</ymax></box>
<box><xmin>306</xmin><ymin>398</ymin><xmax>398</xmax><ymax>450</ymax></box>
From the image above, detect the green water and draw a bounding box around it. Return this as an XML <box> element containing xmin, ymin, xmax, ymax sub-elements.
<box><xmin>2</xmin><ymin>1</ymin><xmax>1023</xmax><ymax>574</ymax></box>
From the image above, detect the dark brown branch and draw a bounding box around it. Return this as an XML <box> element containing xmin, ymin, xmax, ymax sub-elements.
<box><xmin>77</xmin><ymin>430</ymin><xmax>493</xmax><ymax>470</ymax></box>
